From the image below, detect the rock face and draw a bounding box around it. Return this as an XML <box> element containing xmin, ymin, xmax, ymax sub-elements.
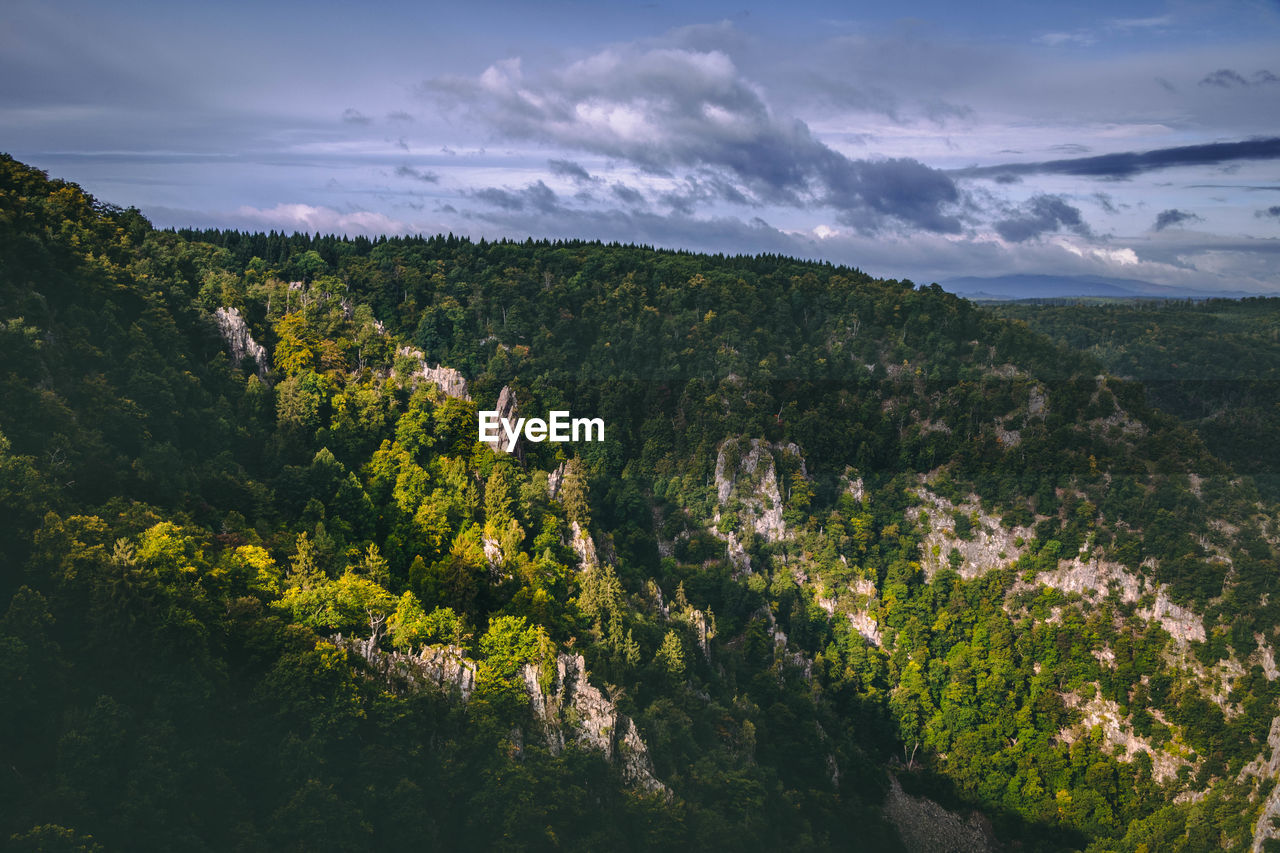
<box><xmin>332</xmin><ymin>635</ymin><xmax>477</xmax><ymax>701</ymax></box>
<box><xmin>911</xmin><ymin>483</ymin><xmax>1207</xmax><ymax>645</ymax></box>
<box><xmin>494</xmin><ymin>385</ymin><xmax>520</xmax><ymax>456</ymax></box>
<box><xmin>1059</xmin><ymin>689</ymin><xmax>1192</xmax><ymax>784</ymax></box>
<box><xmin>213</xmin><ymin>307</ymin><xmax>269</xmax><ymax>375</ymax></box>
<box><xmin>816</xmin><ymin>593</ymin><xmax>883</xmax><ymax>647</ymax></box>
<box><xmin>483</xmin><ymin>537</ymin><xmax>503</xmax><ymax>569</ymax></box>
<box><xmin>1033</xmin><ymin>557</ymin><xmax>1207</xmax><ymax>644</ymax></box>
<box><xmin>1239</xmin><ymin>715</ymin><xmax>1280</xmax><ymax>851</ymax></box>
<box><xmin>884</xmin><ymin>775</ymin><xmax>998</xmax><ymax>853</ymax></box>
<box><xmin>522</xmin><ymin>653</ymin><xmax>667</xmax><ymax>795</ymax></box>
<box><xmin>334</xmin><ymin>636</ymin><xmax>664</xmax><ymax>794</ymax></box>
<box><xmin>907</xmin><ymin>487</ymin><xmax>1031</xmax><ymax>581</ymax></box>
<box><xmin>1255</xmin><ymin>634</ymin><xmax>1279</xmax><ymax>681</ymax></box>
<box><xmin>570</xmin><ymin>520</ymin><xmax>598</xmax><ymax>569</ymax></box>
<box><xmin>547</xmin><ymin>461</ymin><xmax>568</xmax><ymax>500</ymax></box>
<box><xmin>394</xmin><ymin>345</ymin><xmax>471</xmax><ymax>400</ymax></box>
<box><xmin>711</xmin><ymin>438</ymin><xmax>804</xmax><ymax>571</ymax></box>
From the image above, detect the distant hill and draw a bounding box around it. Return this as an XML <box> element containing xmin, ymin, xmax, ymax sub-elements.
<box><xmin>942</xmin><ymin>273</ymin><xmax>1265</xmax><ymax>301</ymax></box>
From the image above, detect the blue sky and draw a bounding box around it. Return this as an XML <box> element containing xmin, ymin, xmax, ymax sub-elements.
<box><xmin>5</xmin><ymin>0</ymin><xmax>1280</xmax><ymax>290</ymax></box>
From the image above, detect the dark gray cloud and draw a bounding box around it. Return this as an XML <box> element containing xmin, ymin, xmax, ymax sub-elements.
<box><xmin>548</xmin><ymin>159</ymin><xmax>594</xmax><ymax>182</ymax></box>
<box><xmin>472</xmin><ymin>180</ymin><xmax>562</xmax><ymax>214</ymax></box>
<box><xmin>1200</xmin><ymin>69</ymin><xmax>1250</xmax><ymax>88</ymax></box>
<box><xmin>611</xmin><ymin>183</ymin><xmax>645</xmax><ymax>206</ymax></box>
<box><xmin>1258</xmin><ymin>206</ymin><xmax>1280</xmax><ymax>220</ymax></box>
<box><xmin>658</xmin><ymin>172</ymin><xmax>755</xmax><ymax>214</ymax></box>
<box><xmin>1199</xmin><ymin>69</ymin><xmax>1279</xmax><ymax>87</ymax></box>
<box><xmin>1092</xmin><ymin>192</ymin><xmax>1120</xmax><ymax>214</ymax></box>
<box><xmin>1153</xmin><ymin>208</ymin><xmax>1202</xmax><ymax>230</ymax></box>
<box><xmin>994</xmin><ymin>194</ymin><xmax>1090</xmax><ymax>243</ymax></box>
<box><xmin>387</xmin><ymin>111</ymin><xmax>415</xmax><ymax>122</ymax></box>
<box><xmin>426</xmin><ymin>49</ymin><xmax>962</xmax><ymax>233</ymax></box>
<box><xmin>955</xmin><ymin>137</ymin><xmax>1280</xmax><ymax>181</ymax></box>
<box><xmin>341</xmin><ymin>108</ymin><xmax>372</xmax><ymax>125</ymax></box>
<box><xmin>395</xmin><ymin>165</ymin><xmax>439</xmax><ymax>183</ymax></box>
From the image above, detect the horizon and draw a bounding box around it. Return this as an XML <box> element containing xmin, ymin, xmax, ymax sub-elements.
<box><xmin>5</xmin><ymin>0</ymin><xmax>1280</xmax><ymax>293</ymax></box>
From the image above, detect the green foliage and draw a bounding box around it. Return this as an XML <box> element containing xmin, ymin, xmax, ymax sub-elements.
<box><xmin>387</xmin><ymin>591</ymin><xmax>468</xmax><ymax>652</ymax></box>
<box><xmin>278</xmin><ymin>571</ymin><xmax>396</xmax><ymax>636</ymax></box>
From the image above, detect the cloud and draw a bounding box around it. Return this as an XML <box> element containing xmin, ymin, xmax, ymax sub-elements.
<box><xmin>1092</xmin><ymin>192</ymin><xmax>1120</xmax><ymax>214</ymax></box>
<box><xmin>1199</xmin><ymin>69</ymin><xmax>1279</xmax><ymax>87</ymax></box>
<box><xmin>232</xmin><ymin>203</ymin><xmax>406</xmax><ymax>235</ymax></box>
<box><xmin>472</xmin><ymin>180</ymin><xmax>562</xmax><ymax>213</ymax></box>
<box><xmin>611</xmin><ymin>183</ymin><xmax>645</xmax><ymax>206</ymax></box>
<box><xmin>1035</xmin><ymin>31</ymin><xmax>1096</xmax><ymax>47</ymax></box>
<box><xmin>994</xmin><ymin>194</ymin><xmax>1090</xmax><ymax>243</ymax></box>
<box><xmin>548</xmin><ymin>159</ymin><xmax>595</xmax><ymax>182</ymax></box>
<box><xmin>658</xmin><ymin>171</ymin><xmax>755</xmax><ymax>214</ymax></box>
<box><xmin>1153</xmin><ymin>208</ymin><xmax>1202</xmax><ymax>230</ymax></box>
<box><xmin>1200</xmin><ymin>69</ymin><xmax>1250</xmax><ymax>88</ymax></box>
<box><xmin>1258</xmin><ymin>206</ymin><xmax>1280</xmax><ymax>220</ymax></box>
<box><xmin>387</xmin><ymin>111</ymin><xmax>414</xmax><ymax>123</ymax></box>
<box><xmin>341</xmin><ymin>108</ymin><xmax>372</xmax><ymax>125</ymax></box>
<box><xmin>955</xmin><ymin>137</ymin><xmax>1280</xmax><ymax>181</ymax></box>
<box><xmin>394</xmin><ymin>165</ymin><xmax>439</xmax><ymax>183</ymax></box>
<box><xmin>425</xmin><ymin>47</ymin><xmax>962</xmax><ymax>232</ymax></box>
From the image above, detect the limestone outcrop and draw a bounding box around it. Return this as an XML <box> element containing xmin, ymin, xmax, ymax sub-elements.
<box><xmin>570</xmin><ymin>520</ymin><xmax>598</xmax><ymax>569</ymax></box>
<box><xmin>1059</xmin><ymin>689</ymin><xmax>1193</xmax><ymax>784</ymax></box>
<box><xmin>213</xmin><ymin>307</ymin><xmax>269</xmax><ymax>375</ymax></box>
<box><xmin>522</xmin><ymin>653</ymin><xmax>667</xmax><ymax>795</ymax></box>
<box><xmin>711</xmin><ymin>438</ymin><xmax>804</xmax><ymax>571</ymax></box>
<box><xmin>494</xmin><ymin>385</ymin><xmax>520</xmax><ymax>456</ymax></box>
<box><xmin>333</xmin><ymin>635</ymin><xmax>664</xmax><ymax>794</ymax></box>
<box><xmin>394</xmin><ymin>345</ymin><xmax>471</xmax><ymax>400</ymax></box>
<box><xmin>332</xmin><ymin>635</ymin><xmax>477</xmax><ymax>700</ymax></box>
<box><xmin>907</xmin><ymin>487</ymin><xmax>1031</xmax><ymax>581</ymax></box>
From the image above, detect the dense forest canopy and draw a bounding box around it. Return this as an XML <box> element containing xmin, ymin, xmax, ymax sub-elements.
<box><xmin>4</xmin><ymin>154</ymin><xmax>1280</xmax><ymax>851</ymax></box>
<box><xmin>996</xmin><ymin>298</ymin><xmax>1280</xmax><ymax>501</ymax></box>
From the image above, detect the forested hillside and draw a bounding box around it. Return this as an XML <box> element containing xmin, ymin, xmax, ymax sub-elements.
<box><xmin>5</xmin><ymin>154</ymin><xmax>1280</xmax><ymax>851</ymax></box>
<box><xmin>995</xmin><ymin>298</ymin><xmax>1280</xmax><ymax>502</ymax></box>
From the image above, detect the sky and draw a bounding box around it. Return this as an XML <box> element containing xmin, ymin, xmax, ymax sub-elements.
<box><xmin>4</xmin><ymin>0</ymin><xmax>1280</xmax><ymax>291</ymax></box>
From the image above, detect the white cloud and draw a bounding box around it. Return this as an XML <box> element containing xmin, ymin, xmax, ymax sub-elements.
<box><xmin>232</xmin><ymin>203</ymin><xmax>410</xmax><ymax>236</ymax></box>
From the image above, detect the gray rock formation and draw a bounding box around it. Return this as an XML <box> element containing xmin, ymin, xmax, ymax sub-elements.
<box><xmin>884</xmin><ymin>774</ymin><xmax>998</xmax><ymax>853</ymax></box>
<box><xmin>1239</xmin><ymin>715</ymin><xmax>1280</xmax><ymax>851</ymax></box>
<box><xmin>522</xmin><ymin>653</ymin><xmax>667</xmax><ymax>795</ymax></box>
<box><xmin>332</xmin><ymin>635</ymin><xmax>476</xmax><ymax>701</ymax></box>
<box><xmin>710</xmin><ymin>438</ymin><xmax>807</xmax><ymax>571</ymax></box>
<box><xmin>333</xmin><ymin>635</ymin><xmax>664</xmax><ymax>794</ymax></box>
<box><xmin>494</xmin><ymin>385</ymin><xmax>520</xmax><ymax>455</ymax></box>
<box><xmin>907</xmin><ymin>486</ymin><xmax>1032</xmax><ymax>581</ymax></box>
<box><xmin>547</xmin><ymin>461</ymin><xmax>568</xmax><ymax>499</ymax></box>
<box><xmin>1059</xmin><ymin>689</ymin><xmax>1193</xmax><ymax>784</ymax></box>
<box><xmin>213</xmin><ymin>307</ymin><xmax>269</xmax><ymax>375</ymax></box>
<box><xmin>570</xmin><ymin>520</ymin><xmax>598</xmax><ymax>569</ymax></box>
<box><xmin>394</xmin><ymin>345</ymin><xmax>471</xmax><ymax>399</ymax></box>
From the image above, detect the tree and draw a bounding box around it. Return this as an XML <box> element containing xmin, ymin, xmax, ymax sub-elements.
<box><xmin>386</xmin><ymin>591</ymin><xmax>467</xmax><ymax>653</ymax></box>
<box><xmin>654</xmin><ymin>629</ymin><xmax>686</xmax><ymax>682</ymax></box>
<box><xmin>278</xmin><ymin>570</ymin><xmax>396</xmax><ymax>638</ymax></box>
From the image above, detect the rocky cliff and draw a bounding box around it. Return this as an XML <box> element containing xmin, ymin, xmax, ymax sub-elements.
<box><xmin>710</xmin><ymin>438</ymin><xmax>804</xmax><ymax>571</ymax></box>
<box><xmin>394</xmin><ymin>345</ymin><xmax>471</xmax><ymax>399</ymax></box>
<box><xmin>522</xmin><ymin>653</ymin><xmax>667</xmax><ymax>795</ymax></box>
<box><xmin>213</xmin><ymin>306</ymin><xmax>269</xmax><ymax>375</ymax></box>
<box><xmin>333</xmin><ymin>635</ymin><xmax>664</xmax><ymax>794</ymax></box>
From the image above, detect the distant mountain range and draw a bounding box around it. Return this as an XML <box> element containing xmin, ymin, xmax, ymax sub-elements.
<box><xmin>940</xmin><ymin>273</ymin><xmax>1269</xmax><ymax>301</ymax></box>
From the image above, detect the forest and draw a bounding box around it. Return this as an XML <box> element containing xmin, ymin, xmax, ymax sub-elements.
<box><xmin>4</xmin><ymin>153</ymin><xmax>1280</xmax><ymax>851</ymax></box>
<box><xmin>997</xmin><ymin>298</ymin><xmax>1280</xmax><ymax>502</ymax></box>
